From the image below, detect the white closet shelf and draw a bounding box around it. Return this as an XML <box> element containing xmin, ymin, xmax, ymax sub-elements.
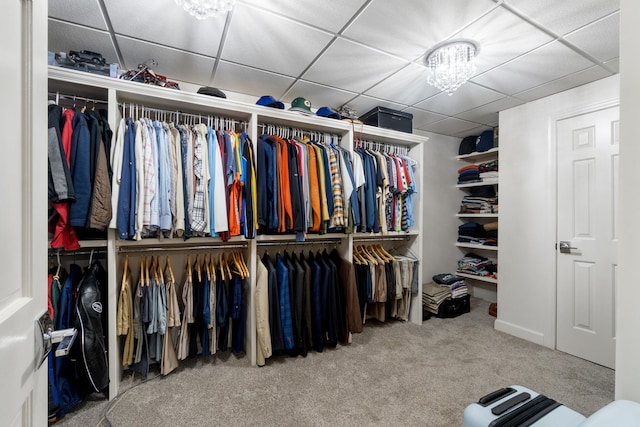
<box><xmin>455</xmin><ymin>272</ymin><xmax>498</xmax><ymax>284</ymax></box>
<box><xmin>48</xmin><ymin>239</ymin><xmax>108</xmax><ymax>250</ymax></box>
<box><xmin>115</xmin><ymin>235</ymin><xmax>248</xmax><ymax>250</ymax></box>
<box><xmin>456</xmin><ymin>147</ymin><xmax>499</xmax><ymax>162</ymax></box>
<box><xmin>456</xmin><ymin>178</ymin><xmax>499</xmax><ymax>188</ymax></box>
<box><xmin>456</xmin><ymin>242</ymin><xmax>499</xmax><ymax>251</ymax></box>
<box><xmin>456</xmin><ymin>213</ymin><xmax>498</xmax><ymax>218</ymax></box>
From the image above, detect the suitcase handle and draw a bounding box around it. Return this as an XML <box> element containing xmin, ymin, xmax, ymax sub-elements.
<box><xmin>478</xmin><ymin>387</ymin><xmax>517</xmax><ymax>406</ymax></box>
<box><xmin>491</xmin><ymin>392</ymin><xmax>531</xmax><ymax>415</ymax></box>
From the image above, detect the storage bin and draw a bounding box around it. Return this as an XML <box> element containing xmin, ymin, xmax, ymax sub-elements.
<box><xmin>360</xmin><ymin>106</ymin><xmax>413</xmax><ymax>133</ymax></box>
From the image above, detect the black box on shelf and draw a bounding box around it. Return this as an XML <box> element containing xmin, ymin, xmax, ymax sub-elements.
<box><xmin>360</xmin><ymin>106</ymin><xmax>413</xmax><ymax>133</ymax></box>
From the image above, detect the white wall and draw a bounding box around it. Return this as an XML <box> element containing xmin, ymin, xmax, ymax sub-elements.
<box><xmin>497</xmin><ymin>75</ymin><xmax>620</xmax><ymax>348</ymax></box>
<box><xmin>415</xmin><ymin>130</ymin><xmax>465</xmax><ymax>288</ymax></box>
<box><xmin>615</xmin><ymin>0</ymin><xmax>640</xmax><ymax>402</ymax></box>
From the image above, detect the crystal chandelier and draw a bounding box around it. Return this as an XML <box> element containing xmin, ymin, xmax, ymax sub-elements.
<box><xmin>175</xmin><ymin>0</ymin><xmax>235</xmax><ymax>20</ymax></box>
<box><xmin>425</xmin><ymin>41</ymin><xmax>478</xmax><ymax>96</ymax></box>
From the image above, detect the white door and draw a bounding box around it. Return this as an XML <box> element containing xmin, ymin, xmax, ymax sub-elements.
<box><xmin>0</xmin><ymin>0</ymin><xmax>48</xmax><ymax>425</ymax></box>
<box><xmin>556</xmin><ymin>106</ymin><xmax>619</xmax><ymax>369</ymax></box>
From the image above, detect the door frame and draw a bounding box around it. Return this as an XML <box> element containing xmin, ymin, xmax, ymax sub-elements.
<box><xmin>549</xmin><ymin>98</ymin><xmax>620</xmax><ymax>352</ymax></box>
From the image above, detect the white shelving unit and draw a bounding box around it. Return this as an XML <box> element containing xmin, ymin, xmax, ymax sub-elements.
<box><xmin>456</xmin><ymin>242</ymin><xmax>498</xmax><ymax>251</ymax></box>
<box><xmin>48</xmin><ymin>66</ymin><xmax>427</xmax><ymax>400</ymax></box>
<box><xmin>455</xmin><ymin>148</ymin><xmax>499</xmax><ymax>301</ymax></box>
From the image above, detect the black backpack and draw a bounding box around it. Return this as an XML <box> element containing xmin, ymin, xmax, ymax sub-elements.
<box><xmin>72</xmin><ymin>260</ymin><xmax>109</xmax><ymax>394</ymax></box>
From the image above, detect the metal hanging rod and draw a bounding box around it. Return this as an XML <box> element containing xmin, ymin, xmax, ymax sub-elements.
<box><xmin>256</xmin><ymin>239</ymin><xmax>341</xmax><ymax>247</ymax></box>
<box><xmin>355</xmin><ymin>139</ymin><xmax>410</xmax><ymax>156</ymax></box>
<box><xmin>258</xmin><ymin>124</ymin><xmax>342</xmax><ymax>143</ymax></box>
<box><xmin>117</xmin><ymin>243</ymin><xmax>248</xmax><ymax>254</ymax></box>
<box><xmin>352</xmin><ymin>236</ymin><xmax>410</xmax><ymax>243</ymax></box>
<box><xmin>118</xmin><ymin>102</ymin><xmax>248</xmax><ymax>130</ymax></box>
<box><xmin>48</xmin><ymin>248</ymin><xmax>108</xmax><ymax>257</ymax></box>
<box><xmin>48</xmin><ymin>92</ymin><xmax>108</xmax><ymax>106</ymax></box>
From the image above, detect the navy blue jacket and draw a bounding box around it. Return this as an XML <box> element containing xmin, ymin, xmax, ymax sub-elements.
<box><xmin>69</xmin><ymin>112</ymin><xmax>92</xmax><ymax>227</ymax></box>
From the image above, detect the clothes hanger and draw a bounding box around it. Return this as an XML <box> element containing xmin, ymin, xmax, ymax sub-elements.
<box><xmin>187</xmin><ymin>254</ymin><xmax>192</xmax><ymax>279</ymax></box>
<box><xmin>165</xmin><ymin>255</ymin><xmax>175</xmax><ymax>284</ymax></box>
<box><xmin>210</xmin><ymin>253</ymin><xmax>217</xmax><ymax>282</ymax></box>
<box><xmin>55</xmin><ymin>251</ymin><xmax>62</xmax><ymax>279</ymax></box>
<box><xmin>352</xmin><ymin>249</ymin><xmax>364</xmax><ymax>265</ymax></box>
<box><xmin>195</xmin><ymin>254</ymin><xmax>202</xmax><ymax>282</ymax></box>
<box><xmin>234</xmin><ymin>252</ymin><xmax>249</xmax><ymax>278</ymax></box>
<box><xmin>204</xmin><ymin>253</ymin><xmax>211</xmax><ymax>281</ymax></box>
<box><xmin>377</xmin><ymin>244</ymin><xmax>395</xmax><ymax>262</ymax></box>
<box><xmin>140</xmin><ymin>256</ymin><xmax>145</xmax><ymax>287</ymax></box>
<box><xmin>224</xmin><ymin>253</ymin><xmax>232</xmax><ymax>279</ymax></box>
<box><xmin>144</xmin><ymin>256</ymin><xmax>150</xmax><ymax>287</ymax></box>
<box><xmin>157</xmin><ymin>255</ymin><xmax>164</xmax><ymax>284</ymax></box>
<box><xmin>358</xmin><ymin>245</ymin><xmax>377</xmax><ymax>265</ymax></box>
<box><xmin>151</xmin><ymin>256</ymin><xmax>159</xmax><ymax>284</ymax></box>
<box><xmin>218</xmin><ymin>253</ymin><xmax>226</xmax><ymax>281</ymax></box>
<box><xmin>121</xmin><ymin>255</ymin><xmax>129</xmax><ymax>292</ymax></box>
<box><xmin>230</xmin><ymin>253</ymin><xmax>243</xmax><ymax>278</ymax></box>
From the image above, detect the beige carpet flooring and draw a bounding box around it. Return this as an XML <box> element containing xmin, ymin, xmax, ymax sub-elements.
<box><xmin>56</xmin><ymin>298</ymin><xmax>615</xmax><ymax>426</ymax></box>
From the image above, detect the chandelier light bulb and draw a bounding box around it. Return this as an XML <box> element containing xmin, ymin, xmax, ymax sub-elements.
<box><xmin>175</xmin><ymin>0</ymin><xmax>235</xmax><ymax>20</ymax></box>
<box><xmin>425</xmin><ymin>41</ymin><xmax>478</xmax><ymax>96</ymax></box>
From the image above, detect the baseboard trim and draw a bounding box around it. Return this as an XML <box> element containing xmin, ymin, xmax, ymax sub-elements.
<box><xmin>494</xmin><ymin>319</ymin><xmax>547</xmax><ymax>347</ymax></box>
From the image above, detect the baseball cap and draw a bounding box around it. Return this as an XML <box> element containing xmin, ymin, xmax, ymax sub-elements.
<box><xmin>476</xmin><ymin>130</ymin><xmax>494</xmax><ymax>152</ymax></box>
<box><xmin>256</xmin><ymin>95</ymin><xmax>284</xmax><ymax>109</ymax></box>
<box><xmin>458</xmin><ymin>135</ymin><xmax>478</xmax><ymax>155</ymax></box>
<box><xmin>197</xmin><ymin>86</ymin><xmax>226</xmax><ymax>98</ymax></box>
<box><xmin>289</xmin><ymin>97</ymin><xmax>312</xmax><ymax>114</ymax></box>
<box><xmin>316</xmin><ymin>106</ymin><xmax>342</xmax><ymax>120</ymax></box>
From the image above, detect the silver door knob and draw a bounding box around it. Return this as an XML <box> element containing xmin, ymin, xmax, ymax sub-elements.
<box><xmin>559</xmin><ymin>241</ymin><xmax>578</xmax><ymax>253</ymax></box>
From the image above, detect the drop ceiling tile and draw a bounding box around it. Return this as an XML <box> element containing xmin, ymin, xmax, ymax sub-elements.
<box><xmin>303</xmin><ymin>38</ymin><xmax>408</xmax><ymax>93</ymax></box>
<box><xmin>342</xmin><ymin>96</ymin><xmax>407</xmax><ymax>119</ymax></box>
<box><xmin>504</xmin><ymin>0</ymin><xmax>619</xmax><ymax>36</ymax></box>
<box><xmin>565</xmin><ymin>13</ymin><xmax>620</xmax><ymax>63</ymax></box>
<box><xmin>364</xmin><ymin>64</ymin><xmax>441</xmax><ymax>106</ymax></box>
<box><xmin>605</xmin><ymin>58</ymin><xmax>620</xmax><ymax>73</ymax></box>
<box><xmin>452</xmin><ymin>6</ymin><xmax>553</xmax><ymax>75</ymax></box>
<box><xmin>420</xmin><ymin>117</ymin><xmax>482</xmax><ymax>135</ymax></box>
<box><xmin>48</xmin><ymin>20</ymin><xmax>118</xmax><ymax>64</ymax></box>
<box><xmin>239</xmin><ymin>0</ymin><xmax>368</xmax><ymax>33</ymax></box>
<box><xmin>456</xmin><ymin>97</ymin><xmax>525</xmax><ymax>125</ymax></box>
<box><xmin>221</xmin><ymin>3</ymin><xmax>334</xmax><ymax>77</ymax></box>
<box><xmin>48</xmin><ymin>0</ymin><xmax>107</xmax><ymax>30</ymax></box>
<box><xmin>283</xmin><ymin>81</ymin><xmax>357</xmax><ymax>111</ymax></box>
<box><xmin>104</xmin><ymin>0</ymin><xmax>224</xmax><ymax>57</ymax></box>
<box><xmin>513</xmin><ymin>65</ymin><xmax>613</xmax><ymax>102</ymax></box>
<box><xmin>211</xmin><ymin>61</ymin><xmax>295</xmax><ymax>100</ymax></box>
<box><xmin>343</xmin><ymin>0</ymin><xmax>497</xmax><ymax>60</ymax></box>
<box><xmin>402</xmin><ymin>107</ymin><xmax>447</xmax><ymax>128</ymax></box>
<box><xmin>116</xmin><ymin>36</ymin><xmax>216</xmax><ymax>85</ymax></box>
<box><xmin>413</xmin><ymin>83</ymin><xmax>504</xmax><ymax>116</ymax></box>
<box><xmin>471</xmin><ymin>41</ymin><xmax>595</xmax><ymax>95</ymax></box>
<box><xmin>450</xmin><ymin>125</ymin><xmax>493</xmax><ymax>139</ymax></box>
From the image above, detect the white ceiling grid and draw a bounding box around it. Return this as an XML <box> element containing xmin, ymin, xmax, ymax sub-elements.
<box><xmin>47</xmin><ymin>0</ymin><xmax>619</xmax><ymax>137</ymax></box>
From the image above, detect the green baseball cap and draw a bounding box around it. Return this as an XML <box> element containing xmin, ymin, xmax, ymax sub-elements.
<box><xmin>289</xmin><ymin>96</ymin><xmax>312</xmax><ymax>114</ymax></box>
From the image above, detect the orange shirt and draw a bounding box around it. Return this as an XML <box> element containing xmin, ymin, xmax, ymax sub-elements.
<box><xmin>306</xmin><ymin>141</ymin><xmax>321</xmax><ymax>232</ymax></box>
<box><xmin>275</xmin><ymin>136</ymin><xmax>293</xmax><ymax>232</ymax></box>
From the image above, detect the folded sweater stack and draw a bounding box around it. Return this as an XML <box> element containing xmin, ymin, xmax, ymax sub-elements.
<box><xmin>458</xmin><ymin>221</ymin><xmax>498</xmax><ymax>246</ymax></box>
